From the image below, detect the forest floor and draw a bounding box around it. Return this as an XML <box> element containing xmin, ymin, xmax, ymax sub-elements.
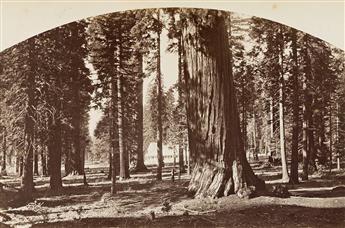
<box><xmin>0</xmin><ymin>159</ymin><xmax>345</xmax><ymax>227</ymax></box>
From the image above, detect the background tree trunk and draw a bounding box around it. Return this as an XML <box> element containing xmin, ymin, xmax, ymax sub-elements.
<box><xmin>183</xmin><ymin>13</ymin><xmax>264</xmax><ymax>198</ymax></box>
<box><xmin>278</xmin><ymin>26</ymin><xmax>289</xmax><ymax>182</ymax></box>
<box><xmin>21</xmin><ymin>38</ymin><xmax>36</xmax><ymax>198</ymax></box>
<box><xmin>134</xmin><ymin>54</ymin><xmax>148</xmax><ymax>172</ymax></box>
<box><xmin>156</xmin><ymin>14</ymin><xmax>164</xmax><ymax>181</ymax></box>
<box><xmin>329</xmin><ymin>99</ymin><xmax>333</xmax><ymax>173</ymax></box>
<box><xmin>19</xmin><ymin>156</ymin><xmax>24</xmax><ymax>177</ymax></box>
<box><xmin>117</xmin><ymin>43</ymin><xmax>129</xmax><ymax>180</ymax></box>
<box><xmin>107</xmin><ymin>111</ymin><xmax>113</xmax><ymax>180</ymax></box>
<box><xmin>1</xmin><ymin>129</ymin><xmax>7</xmax><ymax>175</ymax></box>
<box><xmin>64</xmin><ymin>137</ymin><xmax>72</xmax><ymax>176</ymax></box>
<box><xmin>33</xmin><ymin>143</ymin><xmax>39</xmax><ymax>176</ymax></box>
<box><xmin>111</xmin><ymin>72</ymin><xmax>118</xmax><ymax>194</ymax></box>
<box><xmin>178</xmin><ymin>37</ymin><xmax>186</xmax><ymax>174</ymax></box>
<box><xmin>302</xmin><ymin>35</ymin><xmax>312</xmax><ymax>180</ymax></box>
<box><xmin>71</xmin><ymin>75</ymin><xmax>83</xmax><ymax>175</ymax></box>
<box><xmin>290</xmin><ymin>29</ymin><xmax>300</xmax><ymax>184</ymax></box>
<box><xmin>48</xmin><ymin>115</ymin><xmax>63</xmax><ymax>190</ymax></box>
<box><xmin>269</xmin><ymin>98</ymin><xmax>275</xmax><ymax>157</ymax></box>
<box><xmin>40</xmin><ymin>145</ymin><xmax>47</xmax><ymax>176</ymax></box>
<box><xmin>48</xmin><ymin>75</ymin><xmax>63</xmax><ymax>190</ymax></box>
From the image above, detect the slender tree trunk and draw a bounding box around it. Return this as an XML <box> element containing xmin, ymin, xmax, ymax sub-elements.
<box><xmin>252</xmin><ymin>111</ymin><xmax>258</xmax><ymax>160</ymax></box>
<box><xmin>319</xmin><ymin>115</ymin><xmax>327</xmax><ymax>164</ymax></box>
<box><xmin>71</xmin><ymin>75</ymin><xmax>83</xmax><ymax>175</ymax></box>
<box><xmin>107</xmin><ymin>112</ymin><xmax>113</xmax><ymax>180</ymax></box>
<box><xmin>15</xmin><ymin>152</ymin><xmax>19</xmax><ymax>174</ymax></box>
<box><xmin>48</xmin><ymin>75</ymin><xmax>63</xmax><ymax>190</ymax></box>
<box><xmin>309</xmin><ymin>117</ymin><xmax>317</xmax><ymax>171</ymax></box>
<box><xmin>302</xmin><ymin>35</ymin><xmax>312</xmax><ymax>180</ymax></box>
<box><xmin>117</xmin><ymin>42</ymin><xmax>129</xmax><ymax>180</ymax></box>
<box><xmin>64</xmin><ymin>137</ymin><xmax>72</xmax><ymax>176</ymax></box>
<box><xmin>279</xmin><ymin>77</ymin><xmax>289</xmax><ymax>181</ymax></box>
<box><xmin>290</xmin><ymin>29</ymin><xmax>300</xmax><ymax>184</ymax></box>
<box><xmin>329</xmin><ymin>98</ymin><xmax>333</xmax><ymax>173</ymax></box>
<box><xmin>183</xmin><ymin>14</ymin><xmax>264</xmax><ymax>198</ymax></box>
<box><xmin>21</xmin><ymin>38</ymin><xmax>36</xmax><ymax>199</ymax></box>
<box><xmin>1</xmin><ymin>129</ymin><xmax>7</xmax><ymax>176</ymax></box>
<box><xmin>48</xmin><ymin>116</ymin><xmax>63</xmax><ymax>190</ymax></box>
<box><xmin>278</xmin><ymin>25</ymin><xmax>289</xmax><ymax>182</ymax></box>
<box><xmin>108</xmin><ymin>151</ymin><xmax>112</xmax><ymax>180</ymax></box>
<box><xmin>242</xmin><ymin>95</ymin><xmax>247</xmax><ymax>157</ymax></box>
<box><xmin>33</xmin><ymin>143</ymin><xmax>39</xmax><ymax>176</ymax></box>
<box><xmin>40</xmin><ymin>145</ymin><xmax>47</xmax><ymax>176</ymax></box>
<box><xmin>177</xmin><ymin>37</ymin><xmax>186</xmax><ymax>174</ymax></box>
<box><xmin>336</xmin><ymin>102</ymin><xmax>341</xmax><ymax>170</ymax></box>
<box><xmin>134</xmin><ymin>54</ymin><xmax>148</xmax><ymax>172</ymax></box>
<box><xmin>19</xmin><ymin>156</ymin><xmax>24</xmax><ymax>177</ymax></box>
<box><xmin>111</xmin><ymin>65</ymin><xmax>118</xmax><ymax>194</ymax></box>
<box><xmin>186</xmin><ymin>144</ymin><xmax>191</xmax><ymax>175</ymax></box>
<box><xmin>269</xmin><ymin>98</ymin><xmax>275</xmax><ymax>157</ymax></box>
<box><xmin>156</xmin><ymin>10</ymin><xmax>163</xmax><ymax>181</ymax></box>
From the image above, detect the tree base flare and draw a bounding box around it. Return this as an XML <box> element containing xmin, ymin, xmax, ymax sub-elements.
<box><xmin>188</xmin><ymin>161</ymin><xmax>265</xmax><ymax>198</ymax></box>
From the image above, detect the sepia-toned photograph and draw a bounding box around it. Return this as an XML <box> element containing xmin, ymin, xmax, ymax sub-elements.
<box><xmin>0</xmin><ymin>2</ymin><xmax>344</xmax><ymax>227</ymax></box>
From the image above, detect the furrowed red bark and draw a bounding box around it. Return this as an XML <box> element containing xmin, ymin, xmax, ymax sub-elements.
<box><xmin>182</xmin><ymin>13</ymin><xmax>265</xmax><ymax>198</ymax></box>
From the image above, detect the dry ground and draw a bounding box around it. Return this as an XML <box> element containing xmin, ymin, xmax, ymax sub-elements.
<box><xmin>0</xmin><ymin>160</ymin><xmax>345</xmax><ymax>227</ymax></box>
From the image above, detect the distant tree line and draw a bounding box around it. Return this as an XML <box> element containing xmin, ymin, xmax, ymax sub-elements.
<box><xmin>0</xmin><ymin>8</ymin><xmax>344</xmax><ymax>199</ymax></box>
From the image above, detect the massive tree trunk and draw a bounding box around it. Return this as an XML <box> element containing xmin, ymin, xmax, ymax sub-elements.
<box><xmin>134</xmin><ymin>54</ymin><xmax>148</xmax><ymax>172</ymax></box>
<box><xmin>183</xmin><ymin>13</ymin><xmax>264</xmax><ymax>198</ymax></box>
<box><xmin>156</xmin><ymin>11</ymin><xmax>164</xmax><ymax>181</ymax></box>
<box><xmin>290</xmin><ymin>29</ymin><xmax>300</xmax><ymax>184</ymax></box>
<box><xmin>278</xmin><ymin>25</ymin><xmax>289</xmax><ymax>182</ymax></box>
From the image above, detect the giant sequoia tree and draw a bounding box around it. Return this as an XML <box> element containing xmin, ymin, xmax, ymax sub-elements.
<box><xmin>182</xmin><ymin>10</ymin><xmax>264</xmax><ymax>198</ymax></box>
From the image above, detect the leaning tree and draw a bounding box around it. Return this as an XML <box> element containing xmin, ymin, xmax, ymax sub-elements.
<box><xmin>181</xmin><ymin>9</ymin><xmax>265</xmax><ymax>198</ymax></box>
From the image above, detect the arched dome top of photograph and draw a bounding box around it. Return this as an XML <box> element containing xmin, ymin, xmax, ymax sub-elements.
<box><xmin>0</xmin><ymin>7</ymin><xmax>344</xmax><ymax>228</ymax></box>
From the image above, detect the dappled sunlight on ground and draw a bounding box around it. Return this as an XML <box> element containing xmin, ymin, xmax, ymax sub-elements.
<box><xmin>1</xmin><ymin>161</ymin><xmax>345</xmax><ymax>227</ymax></box>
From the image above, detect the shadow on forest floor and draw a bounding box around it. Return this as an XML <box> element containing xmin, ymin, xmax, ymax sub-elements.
<box><xmin>1</xmin><ymin>161</ymin><xmax>345</xmax><ymax>227</ymax></box>
<box><xmin>30</xmin><ymin>205</ymin><xmax>345</xmax><ymax>228</ymax></box>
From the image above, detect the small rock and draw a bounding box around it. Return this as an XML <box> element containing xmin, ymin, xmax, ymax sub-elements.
<box><xmin>183</xmin><ymin>210</ymin><xmax>189</xmax><ymax>216</ymax></box>
<box><xmin>149</xmin><ymin>211</ymin><xmax>155</xmax><ymax>220</ymax></box>
<box><xmin>272</xmin><ymin>184</ymin><xmax>290</xmax><ymax>198</ymax></box>
<box><xmin>237</xmin><ymin>186</ymin><xmax>256</xmax><ymax>199</ymax></box>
